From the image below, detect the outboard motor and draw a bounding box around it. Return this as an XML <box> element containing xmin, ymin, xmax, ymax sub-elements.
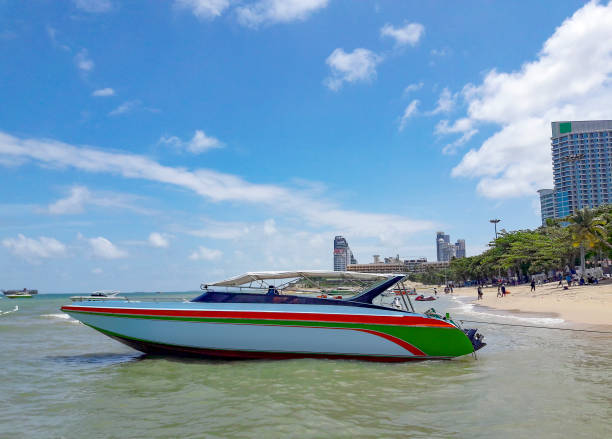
<box><xmin>463</xmin><ymin>328</ymin><xmax>486</xmax><ymax>351</ymax></box>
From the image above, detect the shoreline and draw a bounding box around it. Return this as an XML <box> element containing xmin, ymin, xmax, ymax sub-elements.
<box><xmin>445</xmin><ymin>283</ymin><xmax>612</xmax><ymax>327</ymax></box>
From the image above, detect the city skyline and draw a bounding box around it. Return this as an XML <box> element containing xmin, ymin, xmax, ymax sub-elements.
<box><xmin>2</xmin><ymin>1</ymin><xmax>612</xmax><ymax>292</ymax></box>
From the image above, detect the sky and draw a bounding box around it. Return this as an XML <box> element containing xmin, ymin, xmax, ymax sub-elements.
<box><xmin>2</xmin><ymin>0</ymin><xmax>612</xmax><ymax>293</ymax></box>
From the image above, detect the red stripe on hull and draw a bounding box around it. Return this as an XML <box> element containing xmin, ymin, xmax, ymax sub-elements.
<box><xmin>350</xmin><ymin>328</ymin><xmax>426</xmax><ymax>356</ymax></box>
<box><xmin>61</xmin><ymin>305</ymin><xmax>453</xmax><ymax>328</ymax></box>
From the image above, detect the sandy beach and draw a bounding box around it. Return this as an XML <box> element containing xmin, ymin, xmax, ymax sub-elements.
<box><xmin>435</xmin><ymin>282</ymin><xmax>612</xmax><ymax>326</ymax></box>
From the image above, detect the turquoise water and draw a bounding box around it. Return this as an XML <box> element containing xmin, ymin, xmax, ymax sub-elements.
<box><xmin>1</xmin><ymin>293</ymin><xmax>611</xmax><ymax>438</ymax></box>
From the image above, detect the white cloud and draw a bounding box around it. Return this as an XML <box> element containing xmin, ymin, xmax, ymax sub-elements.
<box><xmin>2</xmin><ymin>234</ymin><xmax>66</xmax><ymax>261</ymax></box>
<box><xmin>431</xmin><ymin>48</ymin><xmax>450</xmax><ymax>57</ymax></box>
<box><xmin>435</xmin><ymin>118</ymin><xmax>478</xmax><ymax>155</ymax></box>
<box><xmin>450</xmin><ymin>1</ymin><xmax>612</xmax><ymax>198</ymax></box>
<box><xmin>399</xmin><ymin>99</ymin><xmax>419</xmax><ymax>131</ymax></box>
<box><xmin>109</xmin><ymin>100</ymin><xmax>140</xmax><ymax>116</ymax></box>
<box><xmin>236</xmin><ymin>0</ymin><xmax>328</xmax><ymax>27</ymax></box>
<box><xmin>403</xmin><ymin>82</ymin><xmax>423</xmax><ymax>95</ymax></box>
<box><xmin>92</xmin><ymin>88</ymin><xmax>115</xmax><ymax>97</ymax></box>
<box><xmin>380</xmin><ymin>22</ymin><xmax>424</xmax><ymax>46</ymax></box>
<box><xmin>263</xmin><ymin>218</ymin><xmax>277</xmax><ymax>236</ymax></box>
<box><xmin>0</xmin><ymin>131</ymin><xmax>435</xmax><ymax>241</ymax></box>
<box><xmin>324</xmin><ymin>48</ymin><xmax>382</xmax><ymax>91</ymax></box>
<box><xmin>46</xmin><ymin>26</ymin><xmax>70</xmax><ymax>51</ymax></box>
<box><xmin>92</xmin><ymin>267</ymin><xmax>103</xmax><ymax>274</ymax></box>
<box><xmin>428</xmin><ymin>87</ymin><xmax>455</xmax><ymax>115</ymax></box>
<box><xmin>189</xmin><ymin>219</ymin><xmax>253</xmax><ymax>240</ymax></box>
<box><xmin>160</xmin><ymin>130</ymin><xmax>223</xmax><ymax>154</ymax></box>
<box><xmin>148</xmin><ymin>232</ymin><xmax>170</xmax><ymax>248</ymax></box>
<box><xmin>73</xmin><ymin>0</ymin><xmax>112</xmax><ymax>13</ymax></box>
<box><xmin>75</xmin><ymin>49</ymin><xmax>94</xmax><ymax>72</ymax></box>
<box><xmin>46</xmin><ymin>186</ymin><xmax>154</xmax><ymax>215</ymax></box>
<box><xmin>47</xmin><ymin>186</ymin><xmax>90</xmax><ymax>214</ymax></box>
<box><xmin>175</xmin><ymin>0</ymin><xmax>230</xmax><ymax>20</ymax></box>
<box><xmin>89</xmin><ymin>236</ymin><xmax>127</xmax><ymax>259</ymax></box>
<box><xmin>189</xmin><ymin>246</ymin><xmax>222</xmax><ymax>261</ymax></box>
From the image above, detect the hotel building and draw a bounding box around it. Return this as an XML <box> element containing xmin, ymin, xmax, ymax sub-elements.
<box><xmin>539</xmin><ymin>120</ymin><xmax>612</xmax><ymax>224</ymax></box>
<box><xmin>436</xmin><ymin>232</ymin><xmax>466</xmax><ymax>262</ymax></box>
<box><xmin>333</xmin><ymin>236</ymin><xmax>357</xmax><ymax>271</ymax></box>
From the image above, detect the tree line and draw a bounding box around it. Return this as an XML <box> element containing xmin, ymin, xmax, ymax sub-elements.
<box><xmin>409</xmin><ymin>206</ymin><xmax>612</xmax><ymax>285</ymax></box>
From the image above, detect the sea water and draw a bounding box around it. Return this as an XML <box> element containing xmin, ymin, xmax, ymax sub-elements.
<box><xmin>1</xmin><ymin>293</ymin><xmax>610</xmax><ymax>438</ymax></box>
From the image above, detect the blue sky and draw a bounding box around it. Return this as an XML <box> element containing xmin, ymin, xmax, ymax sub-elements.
<box><xmin>2</xmin><ymin>0</ymin><xmax>612</xmax><ymax>293</ymax></box>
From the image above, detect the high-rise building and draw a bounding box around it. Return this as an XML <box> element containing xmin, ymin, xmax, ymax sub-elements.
<box><xmin>333</xmin><ymin>236</ymin><xmax>357</xmax><ymax>271</ymax></box>
<box><xmin>538</xmin><ymin>189</ymin><xmax>555</xmax><ymax>226</ymax></box>
<box><xmin>455</xmin><ymin>239</ymin><xmax>466</xmax><ymax>259</ymax></box>
<box><xmin>436</xmin><ymin>232</ymin><xmax>450</xmax><ymax>261</ymax></box>
<box><xmin>538</xmin><ymin>120</ymin><xmax>612</xmax><ymax>223</ymax></box>
<box><xmin>436</xmin><ymin>232</ymin><xmax>465</xmax><ymax>261</ymax></box>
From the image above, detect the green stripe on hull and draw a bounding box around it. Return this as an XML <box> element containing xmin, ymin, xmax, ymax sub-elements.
<box><xmin>67</xmin><ymin>310</ymin><xmax>474</xmax><ymax>358</ymax></box>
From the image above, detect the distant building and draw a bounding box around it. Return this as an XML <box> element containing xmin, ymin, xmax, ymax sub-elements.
<box><xmin>455</xmin><ymin>239</ymin><xmax>466</xmax><ymax>259</ymax></box>
<box><xmin>333</xmin><ymin>236</ymin><xmax>357</xmax><ymax>271</ymax></box>
<box><xmin>436</xmin><ymin>232</ymin><xmax>450</xmax><ymax>261</ymax></box>
<box><xmin>436</xmin><ymin>231</ymin><xmax>465</xmax><ymax>261</ymax></box>
<box><xmin>538</xmin><ymin>189</ymin><xmax>555</xmax><ymax>226</ymax></box>
<box><xmin>347</xmin><ymin>255</ymin><xmax>429</xmax><ymax>274</ymax></box>
<box><xmin>538</xmin><ymin>120</ymin><xmax>612</xmax><ymax>223</ymax></box>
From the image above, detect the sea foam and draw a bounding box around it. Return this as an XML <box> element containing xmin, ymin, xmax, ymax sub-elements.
<box><xmin>448</xmin><ymin>296</ymin><xmax>565</xmax><ymax>325</ymax></box>
<box><xmin>41</xmin><ymin>313</ymin><xmax>81</xmax><ymax>324</ymax></box>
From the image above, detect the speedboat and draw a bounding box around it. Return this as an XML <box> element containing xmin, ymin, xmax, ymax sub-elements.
<box><xmin>415</xmin><ymin>295</ymin><xmax>436</xmax><ymax>301</ymax></box>
<box><xmin>3</xmin><ymin>288</ymin><xmax>37</xmax><ymax>298</ymax></box>
<box><xmin>5</xmin><ymin>291</ymin><xmax>33</xmax><ymax>299</ymax></box>
<box><xmin>61</xmin><ymin>271</ymin><xmax>485</xmax><ymax>362</ymax></box>
<box><xmin>70</xmin><ymin>290</ymin><xmax>127</xmax><ymax>302</ymax></box>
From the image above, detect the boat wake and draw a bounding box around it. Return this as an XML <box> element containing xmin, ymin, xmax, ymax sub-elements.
<box><xmin>0</xmin><ymin>305</ymin><xmax>18</xmax><ymax>315</ymax></box>
<box><xmin>41</xmin><ymin>313</ymin><xmax>81</xmax><ymax>324</ymax></box>
<box><xmin>448</xmin><ymin>296</ymin><xmax>565</xmax><ymax>326</ymax></box>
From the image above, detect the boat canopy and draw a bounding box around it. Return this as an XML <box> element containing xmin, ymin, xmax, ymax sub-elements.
<box><xmin>208</xmin><ymin>271</ymin><xmax>393</xmax><ymax>287</ymax></box>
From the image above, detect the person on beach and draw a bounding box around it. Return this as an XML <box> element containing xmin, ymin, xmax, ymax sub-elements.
<box><xmin>434</xmin><ymin>287</ymin><xmax>438</xmax><ymax>296</ymax></box>
<box><xmin>530</xmin><ymin>279</ymin><xmax>536</xmax><ymax>292</ymax></box>
<box><xmin>501</xmin><ymin>284</ymin><xmax>506</xmax><ymax>298</ymax></box>
<box><xmin>392</xmin><ymin>296</ymin><xmax>402</xmax><ymax>309</ymax></box>
<box><xmin>477</xmin><ymin>286</ymin><xmax>483</xmax><ymax>300</ymax></box>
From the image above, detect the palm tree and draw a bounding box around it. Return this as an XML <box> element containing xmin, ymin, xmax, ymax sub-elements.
<box><xmin>566</xmin><ymin>208</ymin><xmax>612</xmax><ymax>275</ymax></box>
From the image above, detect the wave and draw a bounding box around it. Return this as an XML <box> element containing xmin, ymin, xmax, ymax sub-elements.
<box><xmin>448</xmin><ymin>296</ymin><xmax>565</xmax><ymax>325</ymax></box>
<box><xmin>41</xmin><ymin>313</ymin><xmax>81</xmax><ymax>324</ymax></box>
<box><xmin>1</xmin><ymin>305</ymin><xmax>18</xmax><ymax>315</ymax></box>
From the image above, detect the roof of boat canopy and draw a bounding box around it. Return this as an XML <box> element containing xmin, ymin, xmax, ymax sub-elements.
<box><xmin>208</xmin><ymin>270</ymin><xmax>396</xmax><ymax>287</ymax></box>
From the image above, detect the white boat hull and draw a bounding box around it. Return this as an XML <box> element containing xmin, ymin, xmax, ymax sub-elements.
<box><xmin>61</xmin><ymin>302</ymin><xmax>476</xmax><ymax>361</ymax></box>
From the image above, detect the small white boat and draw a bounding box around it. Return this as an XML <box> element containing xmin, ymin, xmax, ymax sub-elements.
<box><xmin>3</xmin><ymin>288</ymin><xmax>37</xmax><ymax>298</ymax></box>
<box><xmin>70</xmin><ymin>291</ymin><xmax>127</xmax><ymax>302</ymax></box>
<box><xmin>5</xmin><ymin>292</ymin><xmax>33</xmax><ymax>299</ymax></box>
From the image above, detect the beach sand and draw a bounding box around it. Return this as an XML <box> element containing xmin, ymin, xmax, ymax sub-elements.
<box><xmin>442</xmin><ymin>282</ymin><xmax>612</xmax><ymax>326</ymax></box>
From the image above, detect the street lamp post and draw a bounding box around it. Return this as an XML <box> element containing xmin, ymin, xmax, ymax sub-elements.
<box><xmin>489</xmin><ymin>218</ymin><xmax>500</xmax><ymax>240</ymax></box>
<box><xmin>490</xmin><ymin>218</ymin><xmax>501</xmax><ymax>283</ymax></box>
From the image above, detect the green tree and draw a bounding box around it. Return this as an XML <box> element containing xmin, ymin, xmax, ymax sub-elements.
<box><xmin>566</xmin><ymin>207</ymin><xmax>612</xmax><ymax>274</ymax></box>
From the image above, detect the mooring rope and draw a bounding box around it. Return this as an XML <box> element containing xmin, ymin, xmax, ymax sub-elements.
<box><xmin>459</xmin><ymin>319</ymin><xmax>612</xmax><ymax>334</ymax></box>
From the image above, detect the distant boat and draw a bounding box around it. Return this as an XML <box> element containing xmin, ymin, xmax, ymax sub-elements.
<box><xmin>5</xmin><ymin>291</ymin><xmax>33</xmax><ymax>299</ymax></box>
<box><xmin>70</xmin><ymin>291</ymin><xmax>127</xmax><ymax>302</ymax></box>
<box><xmin>3</xmin><ymin>288</ymin><xmax>38</xmax><ymax>297</ymax></box>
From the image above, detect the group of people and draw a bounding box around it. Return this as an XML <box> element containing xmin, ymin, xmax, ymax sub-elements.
<box><xmin>477</xmin><ymin>280</ymin><xmax>531</xmax><ymax>300</ymax></box>
<box><xmin>557</xmin><ymin>274</ymin><xmax>599</xmax><ymax>288</ymax></box>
